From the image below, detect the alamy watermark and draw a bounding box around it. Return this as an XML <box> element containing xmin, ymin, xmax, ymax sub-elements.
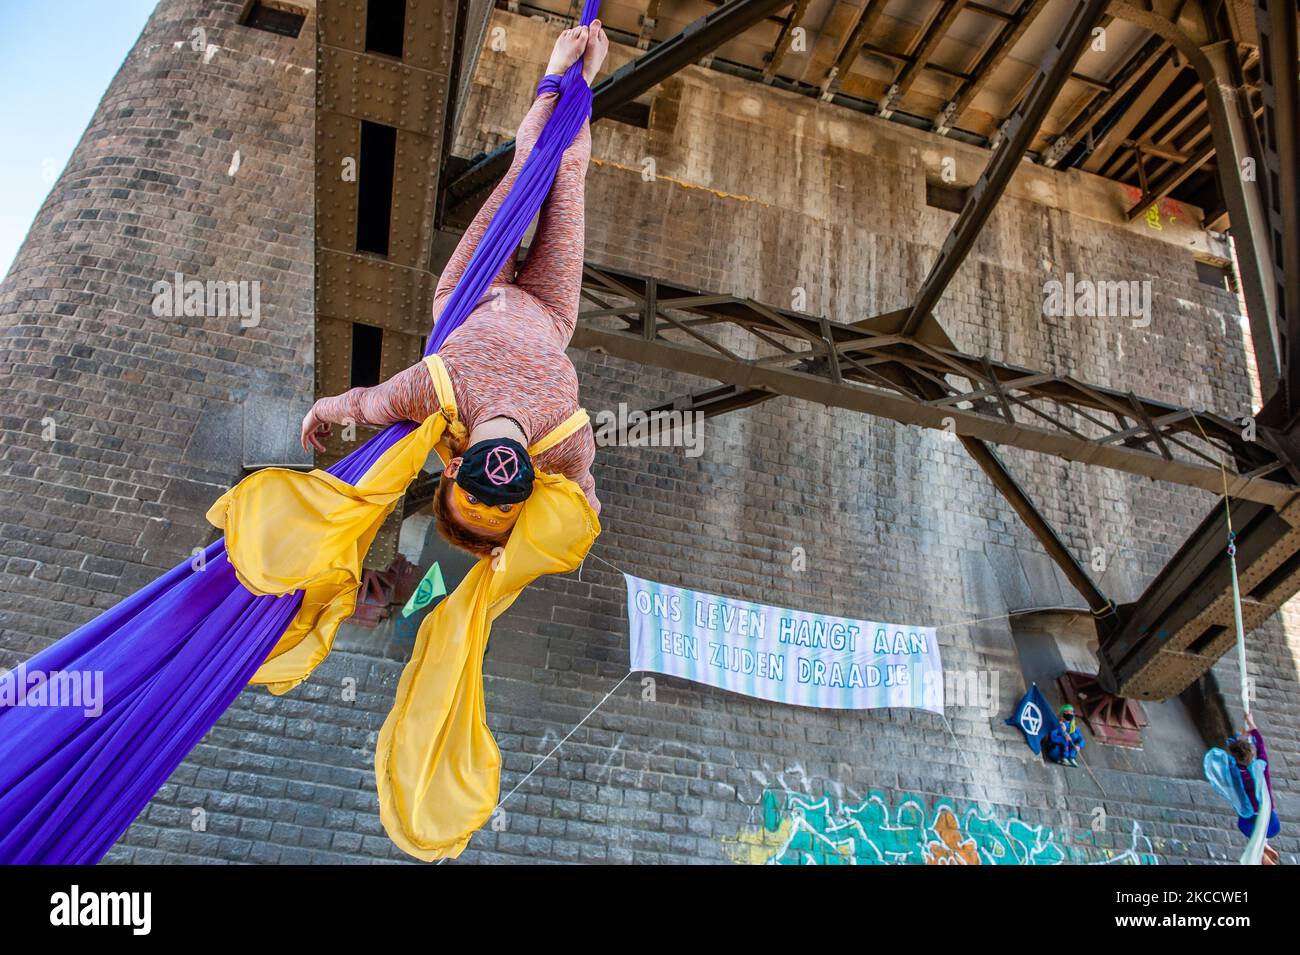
<box><xmin>1043</xmin><ymin>272</ymin><xmax>1151</xmax><ymax>327</ymax></box>
<box><xmin>592</xmin><ymin>402</ymin><xmax>704</xmax><ymax>458</ymax></box>
<box><xmin>152</xmin><ymin>271</ymin><xmax>261</xmax><ymax>327</ymax></box>
<box><xmin>922</xmin><ymin>667</ymin><xmax>1000</xmax><ymax>718</ymax></box>
<box><xmin>1</xmin><ymin>664</ymin><xmax>103</xmax><ymax>717</ymax></box>
<box><xmin>50</xmin><ymin>885</ymin><xmax>150</xmax><ymax>935</ymax></box>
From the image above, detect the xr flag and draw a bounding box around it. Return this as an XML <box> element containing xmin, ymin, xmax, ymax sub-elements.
<box><xmin>401</xmin><ymin>561</ymin><xmax>447</xmax><ymax>618</ymax></box>
<box><xmin>1006</xmin><ymin>682</ymin><xmax>1054</xmax><ymax>755</ymax></box>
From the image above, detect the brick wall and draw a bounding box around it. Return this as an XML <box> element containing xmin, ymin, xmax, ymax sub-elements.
<box><xmin>3</xmin><ymin>7</ymin><xmax>1294</xmax><ymax>864</ymax></box>
<box><xmin>0</xmin><ymin>0</ymin><xmax>315</xmax><ymax>659</ymax></box>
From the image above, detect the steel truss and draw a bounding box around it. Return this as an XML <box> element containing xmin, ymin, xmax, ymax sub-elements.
<box><xmin>571</xmin><ymin>263</ymin><xmax>1293</xmax><ymax>511</ymax></box>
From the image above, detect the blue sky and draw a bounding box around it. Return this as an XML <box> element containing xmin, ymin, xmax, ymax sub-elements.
<box><xmin>0</xmin><ymin>1</ymin><xmax>158</xmax><ymax>277</ymax></box>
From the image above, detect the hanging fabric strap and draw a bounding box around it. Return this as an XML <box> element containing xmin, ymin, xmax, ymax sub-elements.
<box><xmin>1227</xmin><ymin>532</ymin><xmax>1250</xmax><ymax>719</ymax></box>
<box><xmin>1242</xmin><ymin>759</ymin><xmax>1272</xmax><ymax>865</ymax></box>
<box><xmin>423</xmin><ymin>353</ymin><xmax>589</xmax><ymax>461</ymax></box>
<box><xmin>1193</xmin><ymin>415</ymin><xmax>1272</xmax><ymax>865</ymax></box>
<box><xmin>422</xmin><ymin>354</ymin><xmax>459</xmax><ymax>422</ymax></box>
<box><xmin>1230</xmin><ymin>530</ymin><xmax>1273</xmax><ymax>866</ymax></box>
<box><xmin>529</xmin><ymin>408</ymin><xmax>590</xmax><ymax>457</ymax></box>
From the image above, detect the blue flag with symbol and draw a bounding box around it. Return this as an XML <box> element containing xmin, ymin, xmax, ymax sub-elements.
<box><xmin>1006</xmin><ymin>682</ymin><xmax>1054</xmax><ymax>755</ymax></box>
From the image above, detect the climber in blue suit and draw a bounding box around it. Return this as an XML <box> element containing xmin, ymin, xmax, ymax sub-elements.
<box><xmin>1047</xmin><ymin>704</ymin><xmax>1086</xmax><ymax>767</ymax></box>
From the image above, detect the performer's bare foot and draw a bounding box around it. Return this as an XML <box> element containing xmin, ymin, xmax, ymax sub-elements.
<box><xmin>582</xmin><ymin>19</ymin><xmax>608</xmax><ymax>86</ymax></box>
<box><xmin>546</xmin><ymin>25</ymin><xmax>588</xmax><ymax>76</ymax></box>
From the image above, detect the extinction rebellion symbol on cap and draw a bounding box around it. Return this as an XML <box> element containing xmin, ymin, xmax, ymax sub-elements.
<box><xmin>485</xmin><ymin>445</ymin><xmax>520</xmax><ymax>486</ymax></box>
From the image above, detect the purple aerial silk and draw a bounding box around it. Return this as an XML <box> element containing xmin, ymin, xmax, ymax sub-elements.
<box><xmin>0</xmin><ymin>0</ymin><xmax>601</xmax><ymax>865</ymax></box>
<box><xmin>424</xmin><ymin>13</ymin><xmax>595</xmax><ymax>355</ymax></box>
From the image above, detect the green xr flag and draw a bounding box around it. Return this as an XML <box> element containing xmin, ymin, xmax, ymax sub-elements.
<box><xmin>401</xmin><ymin>561</ymin><xmax>447</xmax><ymax>618</ymax></box>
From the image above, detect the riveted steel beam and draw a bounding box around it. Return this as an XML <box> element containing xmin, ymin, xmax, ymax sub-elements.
<box><xmin>1109</xmin><ymin>0</ymin><xmax>1283</xmax><ymax>401</ymax></box>
<box><xmin>1253</xmin><ymin>0</ymin><xmax>1300</xmax><ymax>413</ymax></box>
<box><xmin>572</xmin><ymin>264</ymin><xmax>1294</xmax><ymax>506</ymax></box>
<box><xmin>761</xmin><ymin>0</ymin><xmax>811</xmax><ymax>81</ymax></box>
<box><xmin>1046</xmin><ymin>36</ymin><xmax>1170</xmax><ymax>165</ymax></box>
<box><xmin>1081</xmin><ymin>54</ymin><xmax>1185</xmax><ymax>173</ymax></box>
<box><xmin>316</xmin><ymin>0</ymin><xmax>481</xmax><ymax>567</ymax></box>
<box><xmin>1098</xmin><ymin>494</ymin><xmax>1300</xmax><ymax>699</ymax></box>
<box><xmin>877</xmin><ymin>0</ymin><xmax>968</xmax><ymax>120</ymax></box>
<box><xmin>821</xmin><ymin>0</ymin><xmax>893</xmax><ymax>98</ymax></box>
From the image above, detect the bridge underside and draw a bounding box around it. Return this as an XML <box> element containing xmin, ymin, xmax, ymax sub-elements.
<box><xmin>323</xmin><ymin>0</ymin><xmax>1300</xmax><ymax>700</ymax></box>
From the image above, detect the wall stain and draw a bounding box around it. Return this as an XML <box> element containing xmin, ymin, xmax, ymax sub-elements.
<box><xmin>589</xmin><ymin>158</ymin><xmax>772</xmax><ymax>207</ymax></box>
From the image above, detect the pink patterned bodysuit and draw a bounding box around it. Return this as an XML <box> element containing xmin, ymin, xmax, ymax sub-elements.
<box><xmin>317</xmin><ymin>91</ymin><xmax>599</xmax><ymax>514</ymax></box>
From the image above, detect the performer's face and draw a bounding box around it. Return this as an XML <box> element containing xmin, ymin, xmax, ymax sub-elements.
<box><xmin>443</xmin><ymin>457</ymin><xmax>522</xmax><ymax>534</ymax></box>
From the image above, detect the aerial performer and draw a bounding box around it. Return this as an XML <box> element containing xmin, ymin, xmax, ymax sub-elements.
<box><xmin>1204</xmin><ymin>712</ymin><xmax>1281</xmax><ymax>865</ymax></box>
<box><xmin>301</xmin><ymin>22</ymin><xmax>606</xmax><ymax>547</ymax></box>
<box><xmin>0</xmin><ymin>13</ymin><xmax>609</xmax><ymax>864</ymax></box>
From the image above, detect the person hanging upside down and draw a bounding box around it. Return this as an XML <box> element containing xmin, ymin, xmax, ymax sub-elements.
<box><xmin>1047</xmin><ymin>703</ymin><xmax>1085</xmax><ymax>766</ymax></box>
<box><xmin>300</xmin><ymin>22</ymin><xmax>610</xmax><ymax>558</ymax></box>
<box><xmin>1227</xmin><ymin>712</ymin><xmax>1281</xmax><ymax>864</ymax></box>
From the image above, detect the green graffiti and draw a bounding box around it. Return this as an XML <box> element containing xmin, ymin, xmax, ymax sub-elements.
<box><xmin>723</xmin><ymin>789</ymin><xmax>1158</xmax><ymax>866</ymax></box>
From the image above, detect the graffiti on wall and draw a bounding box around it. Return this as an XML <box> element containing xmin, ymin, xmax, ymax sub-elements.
<box><xmin>723</xmin><ymin>790</ymin><xmax>1159</xmax><ymax>865</ymax></box>
<box><xmin>1125</xmin><ymin>185</ymin><xmax>1188</xmax><ymax>232</ymax></box>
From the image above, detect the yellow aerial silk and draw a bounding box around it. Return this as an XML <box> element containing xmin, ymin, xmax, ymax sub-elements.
<box><xmin>207</xmin><ymin>354</ymin><xmax>600</xmax><ymax>860</ymax></box>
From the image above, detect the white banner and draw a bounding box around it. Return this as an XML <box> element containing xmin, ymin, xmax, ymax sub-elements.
<box><xmin>625</xmin><ymin>574</ymin><xmax>943</xmax><ymax>713</ymax></box>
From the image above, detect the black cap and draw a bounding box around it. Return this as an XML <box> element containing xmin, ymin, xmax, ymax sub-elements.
<box><xmin>455</xmin><ymin>437</ymin><xmax>535</xmax><ymax>505</ymax></box>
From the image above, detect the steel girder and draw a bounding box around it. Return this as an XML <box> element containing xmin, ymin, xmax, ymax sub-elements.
<box><xmin>1098</xmin><ymin>492</ymin><xmax>1300</xmax><ymax>699</ymax></box>
<box><xmin>316</xmin><ymin>0</ymin><xmax>473</xmax><ymax>568</ymax></box>
<box><xmin>876</xmin><ymin>1</ymin><xmax>969</xmax><ymax>120</ymax></box>
<box><xmin>1095</xmin><ymin>0</ymin><xmax>1300</xmax><ymax>698</ymax></box>
<box><xmin>937</xmin><ymin>0</ymin><xmax>1053</xmax><ymax>133</ymax></box>
<box><xmin>1110</xmin><ymin>0</ymin><xmax>1284</xmax><ymax>399</ymax></box>
<box><xmin>570</xmin><ymin>264</ymin><xmax>1294</xmax><ymax>507</ymax></box>
<box><xmin>761</xmin><ymin>0</ymin><xmax>810</xmax><ymax>81</ymax></box>
<box><xmin>1045</xmin><ymin>35</ymin><xmax>1172</xmax><ymax>167</ymax></box>
<box><xmin>880</xmin><ymin>0</ymin><xmax>1116</xmax><ymax>607</ymax></box>
<box><xmin>819</xmin><ymin>0</ymin><xmax>888</xmax><ymax>98</ymax></box>
<box><xmin>572</xmin><ymin>262</ymin><xmax>1300</xmax><ymax>697</ymax></box>
<box><xmin>1252</xmin><ymin>0</ymin><xmax>1300</xmax><ymax>414</ymax></box>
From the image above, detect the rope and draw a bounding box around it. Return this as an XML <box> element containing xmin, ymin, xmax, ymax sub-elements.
<box><xmin>1191</xmin><ymin>414</ymin><xmax>1270</xmax><ymax>864</ymax></box>
<box><xmin>493</xmin><ymin>666</ymin><xmax>633</xmax><ymax>811</ymax></box>
<box><xmin>1190</xmin><ymin>414</ymin><xmax>1248</xmax><ymax>713</ymax></box>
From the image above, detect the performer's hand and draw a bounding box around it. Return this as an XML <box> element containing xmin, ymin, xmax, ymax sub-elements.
<box><xmin>1244</xmin><ymin>711</ymin><xmax>1256</xmax><ymax>731</ymax></box>
<box><xmin>301</xmin><ymin>404</ymin><xmax>331</xmax><ymax>453</ymax></box>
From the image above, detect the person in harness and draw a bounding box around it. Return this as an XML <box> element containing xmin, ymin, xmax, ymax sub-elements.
<box><xmin>1225</xmin><ymin>712</ymin><xmax>1281</xmax><ymax>864</ymax></box>
<box><xmin>300</xmin><ymin>21</ymin><xmax>610</xmax><ymax>558</ymax></box>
